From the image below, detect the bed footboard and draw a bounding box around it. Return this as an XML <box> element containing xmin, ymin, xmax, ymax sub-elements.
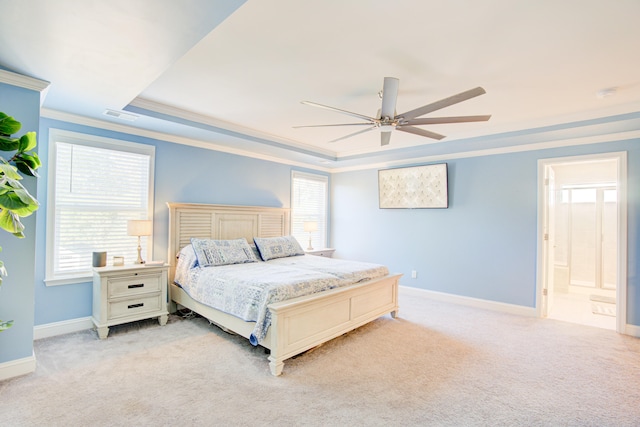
<box><xmin>266</xmin><ymin>273</ymin><xmax>401</xmax><ymax>376</ymax></box>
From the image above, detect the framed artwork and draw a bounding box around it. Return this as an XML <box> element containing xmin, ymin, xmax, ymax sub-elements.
<box><xmin>378</xmin><ymin>163</ymin><xmax>448</xmax><ymax>209</ymax></box>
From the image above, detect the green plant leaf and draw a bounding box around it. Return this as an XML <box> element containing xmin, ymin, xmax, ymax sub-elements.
<box><xmin>0</xmin><ymin>162</ymin><xmax>22</xmax><ymax>180</ymax></box>
<box><xmin>12</xmin><ymin>187</ymin><xmax>39</xmax><ymax>211</ymax></box>
<box><xmin>0</xmin><ymin>113</ymin><xmax>21</xmax><ymax>136</ymax></box>
<box><xmin>27</xmin><ymin>151</ymin><xmax>41</xmax><ymax>168</ymax></box>
<box><xmin>0</xmin><ymin>190</ymin><xmax>38</xmax><ymax>216</ymax></box>
<box><xmin>18</xmin><ymin>132</ymin><xmax>37</xmax><ymax>152</ymax></box>
<box><xmin>0</xmin><ymin>319</ymin><xmax>14</xmax><ymax>331</ymax></box>
<box><xmin>0</xmin><ymin>136</ymin><xmax>20</xmax><ymax>151</ymax></box>
<box><xmin>0</xmin><ymin>208</ymin><xmax>25</xmax><ymax>235</ymax></box>
<box><xmin>15</xmin><ymin>159</ymin><xmax>38</xmax><ymax>177</ymax></box>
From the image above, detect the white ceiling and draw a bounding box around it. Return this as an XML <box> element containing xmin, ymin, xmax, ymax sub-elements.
<box><xmin>2</xmin><ymin>0</ymin><xmax>640</xmax><ymax>169</ymax></box>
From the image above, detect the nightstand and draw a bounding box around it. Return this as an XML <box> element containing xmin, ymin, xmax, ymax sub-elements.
<box><xmin>305</xmin><ymin>248</ymin><xmax>335</xmax><ymax>258</ymax></box>
<box><xmin>92</xmin><ymin>264</ymin><xmax>169</xmax><ymax>339</ymax></box>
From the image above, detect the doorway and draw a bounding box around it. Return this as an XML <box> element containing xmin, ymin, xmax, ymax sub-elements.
<box><xmin>537</xmin><ymin>153</ymin><xmax>627</xmax><ymax>332</ymax></box>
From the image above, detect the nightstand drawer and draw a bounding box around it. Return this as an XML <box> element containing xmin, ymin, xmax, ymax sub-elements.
<box><xmin>313</xmin><ymin>250</ymin><xmax>333</xmax><ymax>257</ymax></box>
<box><xmin>108</xmin><ymin>274</ymin><xmax>162</xmax><ymax>298</ymax></box>
<box><xmin>108</xmin><ymin>294</ymin><xmax>162</xmax><ymax>320</ymax></box>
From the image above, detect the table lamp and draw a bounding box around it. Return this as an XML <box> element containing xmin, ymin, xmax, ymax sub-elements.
<box><xmin>303</xmin><ymin>221</ymin><xmax>318</xmax><ymax>251</ymax></box>
<box><xmin>127</xmin><ymin>219</ymin><xmax>152</xmax><ymax>264</ymax></box>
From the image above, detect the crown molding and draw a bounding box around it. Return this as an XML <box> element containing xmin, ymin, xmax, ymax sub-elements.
<box><xmin>331</xmin><ymin>129</ymin><xmax>640</xmax><ymax>173</ymax></box>
<box><xmin>128</xmin><ymin>97</ymin><xmax>337</xmax><ymax>159</ymax></box>
<box><xmin>41</xmin><ymin>108</ymin><xmax>331</xmax><ymax>173</ymax></box>
<box><xmin>0</xmin><ymin>69</ymin><xmax>50</xmax><ymax>105</ymax></box>
<box><xmin>39</xmin><ymin>108</ymin><xmax>640</xmax><ymax>175</ymax></box>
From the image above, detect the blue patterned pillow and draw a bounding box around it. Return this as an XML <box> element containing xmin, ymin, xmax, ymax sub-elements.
<box><xmin>191</xmin><ymin>238</ymin><xmax>258</xmax><ymax>267</ymax></box>
<box><xmin>253</xmin><ymin>236</ymin><xmax>305</xmax><ymax>261</ymax></box>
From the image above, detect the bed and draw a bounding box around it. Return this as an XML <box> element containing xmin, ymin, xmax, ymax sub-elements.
<box><xmin>167</xmin><ymin>202</ymin><xmax>401</xmax><ymax>376</ymax></box>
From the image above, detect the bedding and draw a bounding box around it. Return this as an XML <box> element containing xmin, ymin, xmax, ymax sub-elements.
<box><xmin>253</xmin><ymin>235</ymin><xmax>305</xmax><ymax>261</ymax></box>
<box><xmin>191</xmin><ymin>238</ymin><xmax>258</xmax><ymax>267</ymax></box>
<box><xmin>174</xmin><ymin>244</ymin><xmax>389</xmax><ymax>346</ymax></box>
<box><xmin>267</xmin><ymin>254</ymin><xmax>389</xmax><ymax>282</ymax></box>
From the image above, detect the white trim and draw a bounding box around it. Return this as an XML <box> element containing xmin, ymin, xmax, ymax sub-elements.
<box><xmin>41</xmin><ymin>108</ymin><xmax>332</xmax><ymax>173</ymax></box>
<box><xmin>291</xmin><ymin>170</ymin><xmax>330</xmax><ymax>249</ymax></box>
<box><xmin>45</xmin><ymin>129</ymin><xmax>156</xmax><ymax>284</ymax></box>
<box><xmin>41</xmin><ymin>108</ymin><xmax>640</xmax><ymax>174</ymax></box>
<box><xmin>44</xmin><ymin>274</ymin><xmax>92</xmax><ymax>287</ymax></box>
<box><xmin>625</xmin><ymin>323</ymin><xmax>640</xmax><ymax>338</ymax></box>
<box><xmin>0</xmin><ymin>69</ymin><xmax>50</xmax><ymax>106</ymax></box>
<box><xmin>0</xmin><ymin>352</ymin><xmax>36</xmax><ymax>381</ymax></box>
<box><xmin>129</xmin><ymin>97</ymin><xmax>337</xmax><ymax>158</ymax></box>
<box><xmin>536</xmin><ymin>152</ymin><xmax>628</xmax><ymax>334</ymax></box>
<box><xmin>399</xmin><ymin>285</ymin><xmax>537</xmax><ymax>317</ymax></box>
<box><xmin>33</xmin><ymin>317</ymin><xmax>93</xmax><ymax>340</ymax></box>
<box><xmin>332</xmin><ymin>129</ymin><xmax>640</xmax><ymax>173</ymax></box>
<box><xmin>0</xmin><ymin>69</ymin><xmax>50</xmax><ymax>92</ymax></box>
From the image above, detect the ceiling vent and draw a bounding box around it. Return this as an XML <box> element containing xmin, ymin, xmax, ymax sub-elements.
<box><xmin>103</xmin><ymin>109</ymin><xmax>139</xmax><ymax>122</ymax></box>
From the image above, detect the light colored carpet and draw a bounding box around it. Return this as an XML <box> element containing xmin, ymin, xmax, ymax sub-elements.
<box><xmin>1</xmin><ymin>290</ymin><xmax>640</xmax><ymax>426</ymax></box>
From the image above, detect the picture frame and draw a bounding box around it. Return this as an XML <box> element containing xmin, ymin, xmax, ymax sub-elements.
<box><xmin>378</xmin><ymin>163</ymin><xmax>448</xmax><ymax>209</ymax></box>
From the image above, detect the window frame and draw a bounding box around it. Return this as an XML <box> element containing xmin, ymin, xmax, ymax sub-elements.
<box><xmin>45</xmin><ymin>129</ymin><xmax>155</xmax><ymax>286</ymax></box>
<box><xmin>290</xmin><ymin>170</ymin><xmax>329</xmax><ymax>250</ymax></box>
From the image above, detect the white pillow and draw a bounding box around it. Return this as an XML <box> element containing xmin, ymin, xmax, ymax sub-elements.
<box><xmin>191</xmin><ymin>238</ymin><xmax>258</xmax><ymax>267</ymax></box>
<box><xmin>253</xmin><ymin>236</ymin><xmax>305</xmax><ymax>261</ymax></box>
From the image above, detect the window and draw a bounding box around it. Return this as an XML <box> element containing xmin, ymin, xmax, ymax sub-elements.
<box><xmin>46</xmin><ymin>130</ymin><xmax>154</xmax><ymax>285</ymax></box>
<box><xmin>291</xmin><ymin>171</ymin><xmax>328</xmax><ymax>250</ymax></box>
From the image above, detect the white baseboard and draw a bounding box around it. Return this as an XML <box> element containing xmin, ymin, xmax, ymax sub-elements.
<box><xmin>33</xmin><ymin>317</ymin><xmax>93</xmax><ymax>340</ymax></box>
<box><xmin>399</xmin><ymin>285</ymin><xmax>537</xmax><ymax>317</ymax></box>
<box><xmin>624</xmin><ymin>323</ymin><xmax>640</xmax><ymax>338</ymax></box>
<box><xmin>0</xmin><ymin>352</ymin><xmax>36</xmax><ymax>381</ymax></box>
<box><xmin>399</xmin><ymin>286</ymin><xmax>640</xmax><ymax>336</ymax></box>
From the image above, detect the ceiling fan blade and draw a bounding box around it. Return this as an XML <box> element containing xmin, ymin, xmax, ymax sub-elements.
<box><xmin>329</xmin><ymin>126</ymin><xmax>376</xmax><ymax>143</ymax></box>
<box><xmin>380</xmin><ymin>77</ymin><xmax>399</xmax><ymax>119</ymax></box>
<box><xmin>301</xmin><ymin>101</ymin><xmax>376</xmax><ymax>123</ymax></box>
<box><xmin>293</xmin><ymin>123</ymin><xmax>374</xmax><ymax>129</ymax></box>
<box><xmin>404</xmin><ymin>114</ymin><xmax>492</xmax><ymax>126</ymax></box>
<box><xmin>381</xmin><ymin>132</ymin><xmax>392</xmax><ymax>146</ymax></box>
<box><xmin>398</xmin><ymin>87</ymin><xmax>487</xmax><ymax>121</ymax></box>
<box><xmin>397</xmin><ymin>125</ymin><xmax>446</xmax><ymax>140</ymax></box>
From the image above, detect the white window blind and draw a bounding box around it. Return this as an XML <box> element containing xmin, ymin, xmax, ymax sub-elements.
<box><xmin>46</xmin><ymin>130</ymin><xmax>154</xmax><ymax>284</ymax></box>
<box><xmin>291</xmin><ymin>171</ymin><xmax>328</xmax><ymax>250</ymax></box>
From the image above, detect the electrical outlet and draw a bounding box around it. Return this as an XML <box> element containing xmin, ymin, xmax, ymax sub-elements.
<box><xmin>411</xmin><ymin>270</ymin><xmax>417</xmax><ymax>279</ymax></box>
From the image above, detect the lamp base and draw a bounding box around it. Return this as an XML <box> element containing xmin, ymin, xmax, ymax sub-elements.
<box><xmin>307</xmin><ymin>234</ymin><xmax>313</xmax><ymax>251</ymax></box>
<box><xmin>135</xmin><ymin>237</ymin><xmax>145</xmax><ymax>264</ymax></box>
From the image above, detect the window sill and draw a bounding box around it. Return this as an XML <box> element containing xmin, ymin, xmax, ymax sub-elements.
<box><xmin>44</xmin><ymin>275</ymin><xmax>92</xmax><ymax>286</ymax></box>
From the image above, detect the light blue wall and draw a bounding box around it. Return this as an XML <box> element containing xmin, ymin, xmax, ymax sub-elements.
<box><xmin>0</xmin><ymin>83</ymin><xmax>40</xmax><ymax>363</ymax></box>
<box><xmin>4</xmin><ymin>103</ymin><xmax>638</xmax><ymax>355</ymax></box>
<box><xmin>331</xmin><ymin>138</ymin><xmax>640</xmax><ymax>326</ymax></box>
<box><xmin>33</xmin><ymin>118</ymin><xmax>328</xmax><ymax>325</ymax></box>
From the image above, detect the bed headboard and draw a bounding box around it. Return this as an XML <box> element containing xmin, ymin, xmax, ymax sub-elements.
<box><xmin>167</xmin><ymin>202</ymin><xmax>290</xmax><ymax>282</ymax></box>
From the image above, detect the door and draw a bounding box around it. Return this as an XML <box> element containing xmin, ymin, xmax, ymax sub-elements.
<box><xmin>541</xmin><ymin>167</ymin><xmax>555</xmax><ymax>317</ymax></box>
<box><xmin>537</xmin><ymin>153</ymin><xmax>627</xmax><ymax>333</ymax></box>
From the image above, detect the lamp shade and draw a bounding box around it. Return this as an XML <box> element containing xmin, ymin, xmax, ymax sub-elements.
<box><xmin>303</xmin><ymin>221</ymin><xmax>318</xmax><ymax>233</ymax></box>
<box><xmin>127</xmin><ymin>219</ymin><xmax>152</xmax><ymax>236</ymax></box>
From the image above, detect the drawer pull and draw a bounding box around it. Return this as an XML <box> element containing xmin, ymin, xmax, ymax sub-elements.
<box><xmin>128</xmin><ymin>303</ymin><xmax>144</xmax><ymax>309</ymax></box>
<box><xmin>128</xmin><ymin>283</ymin><xmax>144</xmax><ymax>289</ymax></box>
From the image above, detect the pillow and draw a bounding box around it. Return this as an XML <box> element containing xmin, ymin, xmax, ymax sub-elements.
<box><xmin>253</xmin><ymin>236</ymin><xmax>305</xmax><ymax>261</ymax></box>
<box><xmin>191</xmin><ymin>238</ymin><xmax>258</xmax><ymax>267</ymax></box>
<box><xmin>174</xmin><ymin>244</ymin><xmax>198</xmax><ymax>285</ymax></box>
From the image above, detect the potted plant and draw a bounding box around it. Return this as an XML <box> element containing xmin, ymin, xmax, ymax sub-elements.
<box><xmin>0</xmin><ymin>111</ymin><xmax>41</xmax><ymax>331</ymax></box>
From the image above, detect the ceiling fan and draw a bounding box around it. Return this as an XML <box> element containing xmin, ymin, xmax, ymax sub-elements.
<box><xmin>295</xmin><ymin>77</ymin><xmax>491</xmax><ymax>146</ymax></box>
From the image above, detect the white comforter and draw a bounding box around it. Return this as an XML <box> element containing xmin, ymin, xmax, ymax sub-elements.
<box><xmin>174</xmin><ymin>247</ymin><xmax>389</xmax><ymax>345</ymax></box>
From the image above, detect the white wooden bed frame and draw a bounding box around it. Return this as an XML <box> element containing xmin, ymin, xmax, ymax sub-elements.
<box><xmin>167</xmin><ymin>202</ymin><xmax>401</xmax><ymax>376</ymax></box>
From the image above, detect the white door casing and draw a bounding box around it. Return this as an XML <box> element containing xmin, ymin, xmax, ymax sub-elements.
<box><xmin>536</xmin><ymin>152</ymin><xmax>627</xmax><ymax>333</ymax></box>
<box><xmin>541</xmin><ymin>167</ymin><xmax>556</xmax><ymax>317</ymax></box>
